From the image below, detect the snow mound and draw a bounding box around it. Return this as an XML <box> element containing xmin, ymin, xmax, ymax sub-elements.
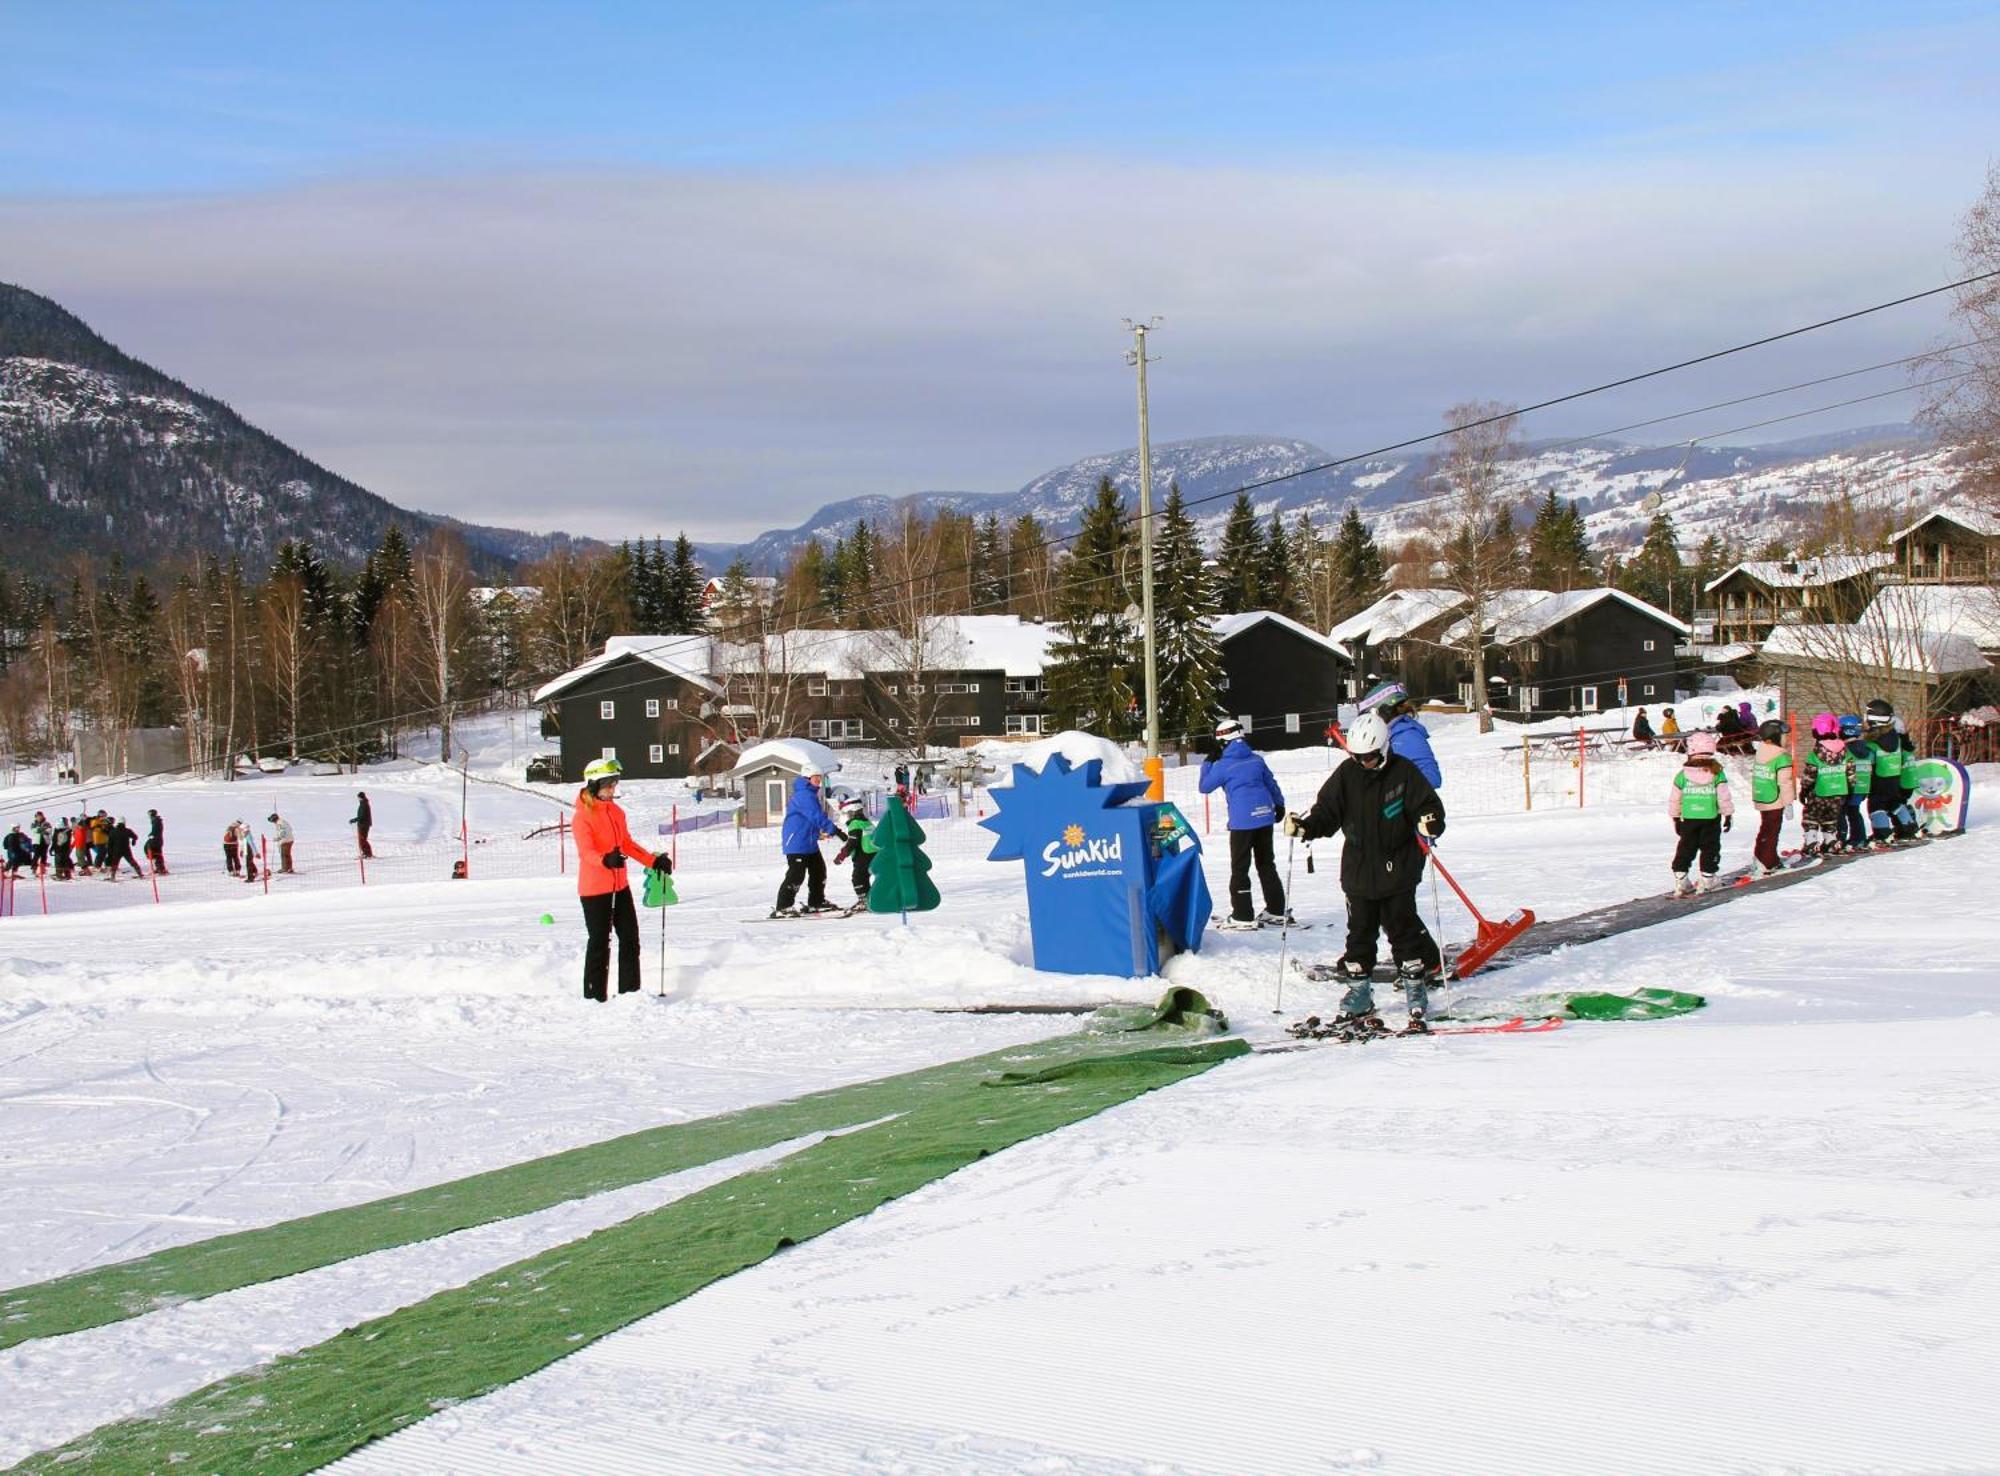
<box><xmin>987</xmin><ymin>731</ymin><xmax>1143</xmax><ymax>787</ymax></box>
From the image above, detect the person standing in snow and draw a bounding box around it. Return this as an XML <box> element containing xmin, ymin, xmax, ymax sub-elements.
<box><xmin>831</xmin><ymin>794</ymin><xmax>876</xmax><ymax>907</ymax></box>
<box><xmin>240</xmin><ymin>820</ymin><xmax>261</xmax><ymax>883</ymax></box>
<box><xmin>1799</xmin><ymin>715</ymin><xmax>1852</xmax><ymax>857</ymax></box>
<box><xmin>144</xmin><ymin>809</ymin><xmax>166</xmax><ymax>874</ymax></box>
<box><xmin>51</xmin><ymin>817</ymin><xmax>73</xmax><ymax>880</ymax></box>
<box><xmin>1669</xmin><ymin>732</ymin><xmax>1734</xmax><ymax>894</ymax></box>
<box><xmin>771</xmin><ymin>767</ymin><xmax>841</xmax><ymax>917</ymax></box>
<box><xmin>73</xmin><ymin>817</ymin><xmax>92</xmax><ymax>876</ymax></box>
<box><xmin>350</xmin><ymin>791</ymin><xmax>374</xmax><ymax>858</ymax></box>
<box><xmin>268</xmin><ymin>812</ymin><xmax>296</xmax><ymax>873</ymax></box>
<box><xmin>1198</xmin><ymin>717</ymin><xmax>1292</xmax><ymax>929</ymax></box>
<box><xmin>90</xmin><ymin>812</ymin><xmax>111</xmax><ymax>869</ymax></box>
<box><xmin>222</xmin><ymin>819</ymin><xmax>241</xmax><ymax>876</ymax></box>
<box><xmin>1356</xmin><ymin>681</ymin><xmax>1442</xmax><ymax>787</ymax></box>
<box><xmin>1282</xmin><ymin>711</ymin><xmax>1447</xmax><ymax>1034</ymax></box>
<box><xmin>1</xmin><ymin>826</ymin><xmax>29</xmax><ymax>877</ymax></box>
<box><xmin>29</xmin><ymin>812</ymin><xmax>50</xmax><ymax>871</ymax></box>
<box><xmin>1835</xmin><ymin>716</ymin><xmax>1873</xmax><ymax>852</ymax></box>
<box><xmin>571</xmin><ymin>757</ymin><xmax>671</xmax><ymax>1001</ymax></box>
<box><xmin>1748</xmin><ymin>720</ymin><xmax>1796</xmax><ymax>877</ymax></box>
<box><xmin>1860</xmin><ymin>700</ymin><xmax>1918</xmax><ymax>844</ymax></box>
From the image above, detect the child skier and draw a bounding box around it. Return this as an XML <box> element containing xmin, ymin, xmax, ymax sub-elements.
<box><xmin>1198</xmin><ymin>716</ymin><xmax>1291</xmax><ymax>929</ymax></box>
<box><xmin>771</xmin><ymin>768</ymin><xmax>841</xmax><ymax>917</ymax></box>
<box><xmin>1748</xmin><ymin>719</ymin><xmax>1795</xmax><ymax>877</ymax></box>
<box><xmin>832</xmin><ymin>794</ymin><xmax>876</xmax><ymax>908</ymax></box>
<box><xmin>1283</xmin><ymin>711</ymin><xmax>1446</xmax><ymax>1035</ymax></box>
<box><xmin>1669</xmin><ymin>731</ymin><xmax>1734</xmax><ymax>894</ymax></box>
<box><xmin>1835</xmin><ymin>716</ymin><xmax>1873</xmax><ymax>852</ymax></box>
<box><xmin>1799</xmin><ymin>714</ymin><xmax>1852</xmax><ymax>857</ymax></box>
<box><xmin>1860</xmin><ymin>700</ymin><xmax>1918</xmax><ymax>844</ymax></box>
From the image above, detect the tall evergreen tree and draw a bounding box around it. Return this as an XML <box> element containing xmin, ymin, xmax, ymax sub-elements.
<box><xmin>1622</xmin><ymin>510</ymin><xmax>1685</xmax><ymax>615</ymax></box>
<box><xmin>1330</xmin><ymin>505</ymin><xmax>1386</xmax><ymax>621</ymax></box>
<box><xmin>970</xmin><ymin>514</ymin><xmax>1007</xmax><ymax>612</ymax></box>
<box><xmin>1214</xmin><ymin>492</ymin><xmax>1264</xmax><ymax>614</ymax></box>
<box><xmin>1044</xmin><ymin>477</ymin><xmax>1136</xmax><ymax>735</ymax></box>
<box><xmin>665</xmin><ymin>533</ymin><xmax>706</xmax><ymax>632</ymax></box>
<box><xmin>1526</xmin><ymin>489</ymin><xmax>1594</xmax><ymax>591</ymax></box>
<box><xmin>843</xmin><ymin>519</ymin><xmax>877</xmax><ymax>625</ymax></box>
<box><xmin>1152</xmin><ymin>485</ymin><xmax>1223</xmax><ymax>749</ymax></box>
<box><xmin>1260</xmin><ymin>509</ymin><xmax>1298</xmax><ymax>617</ymax></box>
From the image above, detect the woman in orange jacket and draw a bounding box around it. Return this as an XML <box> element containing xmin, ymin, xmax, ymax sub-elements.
<box><xmin>573</xmin><ymin>757</ymin><xmax>672</xmax><ymax>1001</ymax></box>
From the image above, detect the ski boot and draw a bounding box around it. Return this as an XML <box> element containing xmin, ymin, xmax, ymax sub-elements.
<box><xmin>1257</xmin><ymin>909</ymin><xmax>1298</xmax><ymax>928</ymax></box>
<box><xmin>1395</xmin><ymin>957</ymin><xmax>1440</xmax><ymax>1031</ymax></box>
<box><xmin>1214</xmin><ymin>915</ymin><xmax>1261</xmax><ymax>932</ymax></box>
<box><xmin>1329</xmin><ymin>1011</ymin><xmax>1391</xmax><ymax>1041</ymax></box>
<box><xmin>768</xmin><ymin>905</ymin><xmax>801</xmax><ymax>919</ymax></box>
<box><xmin>1671</xmin><ymin>871</ymin><xmax>1693</xmax><ymax>897</ymax></box>
<box><xmin>1694</xmin><ymin>871</ymin><xmax>1719</xmax><ymax>893</ymax></box>
<box><xmin>801</xmin><ymin>900</ymin><xmax>842</xmax><ymax>915</ymax></box>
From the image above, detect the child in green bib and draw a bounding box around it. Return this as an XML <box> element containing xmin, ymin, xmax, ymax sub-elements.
<box><xmin>1669</xmin><ymin>731</ymin><xmax>1735</xmax><ymax>895</ymax></box>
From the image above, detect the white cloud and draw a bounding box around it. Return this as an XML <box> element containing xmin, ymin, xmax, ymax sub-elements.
<box><xmin>0</xmin><ymin>148</ymin><xmax>1981</xmax><ymax>541</ymax></box>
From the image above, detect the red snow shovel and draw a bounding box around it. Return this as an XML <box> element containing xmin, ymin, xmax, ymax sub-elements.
<box><xmin>1420</xmin><ymin>838</ymin><xmax>1534</xmax><ymax>979</ymax></box>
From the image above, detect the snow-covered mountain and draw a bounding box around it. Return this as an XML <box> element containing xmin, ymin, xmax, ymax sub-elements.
<box><xmin>0</xmin><ymin>283</ymin><xmax>598</xmax><ymax>576</ymax></box>
<box><xmin>703</xmin><ymin>425</ymin><xmax>1961</xmax><ymax>572</ymax></box>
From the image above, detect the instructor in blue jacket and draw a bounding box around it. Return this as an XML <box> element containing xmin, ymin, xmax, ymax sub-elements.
<box><xmin>771</xmin><ymin>769</ymin><xmax>842</xmax><ymax>917</ymax></box>
<box><xmin>1358</xmin><ymin>681</ymin><xmax>1442</xmax><ymax>788</ymax></box>
<box><xmin>1198</xmin><ymin>718</ymin><xmax>1292</xmax><ymax>929</ymax></box>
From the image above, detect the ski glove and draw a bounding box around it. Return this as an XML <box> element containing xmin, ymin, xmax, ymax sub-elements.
<box><xmin>1281</xmin><ymin>812</ymin><xmax>1308</xmax><ymax>838</ymax></box>
<box><xmin>1417</xmin><ymin>813</ymin><xmax>1441</xmax><ymax>838</ymax></box>
<box><xmin>648</xmin><ymin>854</ymin><xmax>672</xmax><ymax>873</ymax></box>
<box><xmin>1722</xmin><ymin>815</ymin><xmax>1733</xmax><ymax>833</ymax></box>
<box><xmin>833</xmin><ymin>844</ymin><xmax>852</xmax><ymax>864</ymax></box>
<box><xmin>1673</xmin><ymin>819</ymin><xmax>1685</xmax><ymax>836</ymax></box>
<box><xmin>601</xmin><ymin>849</ymin><xmax>627</xmax><ymax>870</ymax></box>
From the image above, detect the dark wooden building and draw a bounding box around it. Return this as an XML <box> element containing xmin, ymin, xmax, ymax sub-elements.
<box><xmin>1886</xmin><ymin>502</ymin><xmax>2000</xmax><ymax>586</ymax></box>
<box><xmin>1461</xmin><ymin>588</ymin><xmax>1687</xmax><ymax>720</ymax></box>
<box><xmin>532</xmin><ymin>637</ymin><xmax>722</xmax><ymax>783</ymax></box>
<box><xmin>1698</xmin><ymin>555</ymin><xmax>1887</xmax><ymax>647</ymax></box>
<box><xmin>1326</xmin><ymin>588</ymin><xmax>1471</xmax><ymax>704</ymax></box>
<box><xmin>1210</xmin><ymin>611</ymin><xmax>1353</xmax><ymax>749</ymax></box>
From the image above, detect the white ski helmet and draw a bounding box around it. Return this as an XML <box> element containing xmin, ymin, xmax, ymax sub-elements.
<box><xmin>1347</xmin><ymin>712</ymin><xmax>1390</xmax><ymax>756</ymax></box>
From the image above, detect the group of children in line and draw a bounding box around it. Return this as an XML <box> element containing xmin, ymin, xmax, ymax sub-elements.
<box><xmin>2</xmin><ymin>809</ymin><xmax>161</xmax><ymax>880</ymax></box>
<box><xmin>1668</xmin><ymin>697</ymin><xmax>1923</xmax><ymax>895</ymax></box>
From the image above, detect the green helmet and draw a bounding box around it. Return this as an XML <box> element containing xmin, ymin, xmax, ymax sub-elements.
<box><xmin>583</xmin><ymin>756</ymin><xmax>624</xmax><ymax>784</ymax></box>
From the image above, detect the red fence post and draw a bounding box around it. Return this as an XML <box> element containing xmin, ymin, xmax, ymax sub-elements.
<box><xmin>559</xmin><ymin>816</ymin><xmax>566</xmax><ymax>876</ymax></box>
<box><xmin>461</xmin><ymin>818</ymin><xmax>470</xmax><ymax>881</ymax></box>
<box><xmin>146</xmin><ymin>858</ymin><xmax>160</xmax><ymax>905</ymax></box>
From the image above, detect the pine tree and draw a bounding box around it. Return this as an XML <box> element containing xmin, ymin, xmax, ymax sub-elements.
<box><xmin>1623</xmin><ymin>511</ymin><xmax>1685</xmax><ymax>615</ymax></box>
<box><xmin>843</xmin><ymin>520</ymin><xmax>877</xmax><ymax>625</ymax></box>
<box><xmin>1214</xmin><ymin>492</ymin><xmax>1264</xmax><ymax>614</ymax></box>
<box><xmin>971</xmin><ymin>514</ymin><xmax>1007</xmax><ymax>612</ymax></box>
<box><xmin>1526</xmin><ymin>489</ymin><xmax>1594</xmax><ymax>591</ymax></box>
<box><xmin>1260</xmin><ymin>509</ymin><xmax>1297</xmax><ymax>617</ymax></box>
<box><xmin>1331</xmin><ymin>506</ymin><xmax>1386</xmax><ymax>621</ymax></box>
<box><xmin>1045</xmin><ymin>477</ymin><xmax>1136</xmax><ymax>735</ymax></box>
<box><xmin>1152</xmin><ymin>485</ymin><xmax>1223</xmax><ymax>750</ymax></box>
<box><xmin>665</xmin><ymin>534</ymin><xmax>705</xmax><ymax>632</ymax></box>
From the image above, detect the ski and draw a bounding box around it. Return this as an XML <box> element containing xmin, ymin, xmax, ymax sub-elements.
<box><xmin>1214</xmin><ymin>918</ymin><xmax>1313</xmax><ymax>932</ymax></box>
<box><xmin>1259</xmin><ymin>1015</ymin><xmax>1564</xmax><ymax>1052</ymax></box>
<box><xmin>748</xmin><ymin>907</ymin><xmax>867</xmax><ymax>922</ymax></box>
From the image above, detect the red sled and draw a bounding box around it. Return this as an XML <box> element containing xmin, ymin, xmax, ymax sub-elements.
<box><xmin>1421</xmin><ymin>838</ymin><xmax>1535</xmax><ymax>979</ymax></box>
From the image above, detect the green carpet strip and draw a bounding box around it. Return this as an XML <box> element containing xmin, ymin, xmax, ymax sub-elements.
<box><xmin>0</xmin><ymin>986</ymin><xmax>1223</xmax><ymax>1353</ymax></box>
<box><xmin>11</xmin><ymin>1033</ymin><xmax>1246</xmax><ymax>1475</ymax></box>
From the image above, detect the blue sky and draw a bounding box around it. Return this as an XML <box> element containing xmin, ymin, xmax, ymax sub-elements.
<box><xmin>2</xmin><ymin>2</ymin><xmax>1995</xmax><ymax>538</ymax></box>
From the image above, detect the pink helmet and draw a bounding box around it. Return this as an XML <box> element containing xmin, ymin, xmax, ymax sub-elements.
<box><xmin>1810</xmin><ymin>713</ymin><xmax>1839</xmax><ymax>738</ymax></box>
<box><xmin>1684</xmin><ymin>731</ymin><xmax>1719</xmax><ymax>757</ymax></box>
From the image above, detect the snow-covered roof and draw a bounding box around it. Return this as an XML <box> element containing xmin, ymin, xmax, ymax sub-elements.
<box><xmin>531</xmin><ymin>634</ymin><xmax>722</xmax><ymax>703</ymax></box>
<box><xmin>730</xmin><ymin>615</ymin><xmax>1058</xmax><ymax>679</ymax></box>
<box><xmin>1858</xmin><ymin>585</ymin><xmax>2000</xmax><ymax>651</ymax></box>
<box><xmin>1327</xmin><ymin>589</ymin><xmax>1466</xmax><ymax>647</ymax></box>
<box><xmin>470</xmin><ymin>585</ymin><xmax>541</xmax><ymax>606</ymax></box>
<box><xmin>1887</xmin><ymin>500</ymin><xmax>2000</xmax><ymax>545</ymax></box>
<box><xmin>724</xmin><ymin>737</ymin><xmax>843</xmax><ymax>778</ymax></box>
<box><xmin>1761</xmin><ymin>623</ymin><xmax>1990</xmax><ymax>675</ymax></box>
<box><xmin>1438</xmin><ymin>587</ymin><xmax>1689</xmax><ymax>644</ymax></box>
<box><xmin>1701</xmin><ymin>554</ymin><xmax>1891</xmax><ymax>594</ymax></box>
<box><xmin>1210</xmin><ymin>609</ymin><xmax>1351</xmax><ymax>660</ymax></box>
<box><xmin>1693</xmin><ymin>642</ymin><xmax>1758</xmax><ymax>664</ymax></box>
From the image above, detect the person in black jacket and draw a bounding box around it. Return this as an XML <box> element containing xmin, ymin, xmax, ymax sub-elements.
<box><xmin>350</xmin><ymin>791</ymin><xmax>374</xmax><ymax>858</ymax></box>
<box><xmin>1283</xmin><ymin>710</ymin><xmax>1447</xmax><ymax>1033</ymax></box>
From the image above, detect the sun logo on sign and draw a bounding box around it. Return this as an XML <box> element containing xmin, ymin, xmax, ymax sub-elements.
<box><xmin>1062</xmin><ymin>824</ymin><xmax>1086</xmax><ymax>847</ymax></box>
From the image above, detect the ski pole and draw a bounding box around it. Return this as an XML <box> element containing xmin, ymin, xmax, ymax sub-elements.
<box><xmin>1272</xmin><ymin>830</ymin><xmax>1298</xmax><ymax>1015</ymax></box>
<box><xmin>657</xmin><ymin>879</ymin><xmax>668</xmax><ymax>997</ymax></box>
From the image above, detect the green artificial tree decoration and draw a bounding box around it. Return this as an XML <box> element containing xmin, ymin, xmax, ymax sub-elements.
<box><xmin>867</xmin><ymin>795</ymin><xmax>942</xmax><ymax>917</ymax></box>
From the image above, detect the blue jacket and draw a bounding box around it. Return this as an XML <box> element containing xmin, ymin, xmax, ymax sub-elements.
<box><xmin>1198</xmin><ymin>739</ymin><xmax>1285</xmax><ymax>830</ymax></box>
<box><xmin>780</xmin><ymin>776</ymin><xmax>839</xmax><ymax>854</ymax></box>
<box><xmin>1388</xmin><ymin>714</ymin><xmax>1441</xmax><ymax>788</ymax></box>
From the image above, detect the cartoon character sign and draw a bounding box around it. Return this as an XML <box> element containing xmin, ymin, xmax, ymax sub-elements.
<box><xmin>1906</xmin><ymin>757</ymin><xmax>1972</xmax><ymax>835</ymax></box>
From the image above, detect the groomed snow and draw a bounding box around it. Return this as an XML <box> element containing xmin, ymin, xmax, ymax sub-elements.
<box><xmin>4</xmin><ymin>708</ymin><xmax>1997</xmax><ymax>1472</ymax></box>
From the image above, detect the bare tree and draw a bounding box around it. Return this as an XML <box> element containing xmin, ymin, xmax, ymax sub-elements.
<box><xmin>523</xmin><ymin>549</ymin><xmax>628</xmax><ymax>679</ymax></box>
<box><xmin>1919</xmin><ymin>162</ymin><xmax>2000</xmax><ymax>510</ymax></box>
<box><xmin>261</xmin><ymin>572</ymin><xmax>311</xmax><ymax>761</ymax></box>
<box><xmin>406</xmin><ymin>532</ymin><xmax>477</xmax><ymax>762</ymax></box>
<box><xmin>1421</xmin><ymin>401</ymin><xmax>1525</xmax><ymax>733</ymax></box>
<box><xmin>1766</xmin><ymin>580</ymin><xmax>1992</xmax><ymax>719</ymax></box>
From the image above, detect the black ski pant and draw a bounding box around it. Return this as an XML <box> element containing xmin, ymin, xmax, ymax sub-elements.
<box><xmin>1227</xmin><ymin>826</ymin><xmax>1285</xmax><ymax>921</ymax></box>
<box><xmin>1342</xmin><ymin>887</ymin><xmax>1439</xmax><ymax>973</ymax></box>
<box><xmin>850</xmin><ymin>849</ymin><xmax>873</xmax><ymax>900</ymax></box>
<box><xmin>580</xmin><ymin>887</ymin><xmax>642</xmax><ymax>1001</ymax></box>
<box><xmin>776</xmin><ymin>850</ymin><xmax>828</xmax><ymax>910</ymax></box>
<box><xmin>1672</xmin><ymin>817</ymin><xmax>1722</xmax><ymax>876</ymax></box>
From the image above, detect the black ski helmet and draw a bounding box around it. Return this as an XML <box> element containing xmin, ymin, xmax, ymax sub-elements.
<box><xmin>1865</xmin><ymin>698</ymin><xmax>1894</xmax><ymax>723</ymax></box>
<box><xmin>1758</xmin><ymin>718</ymin><xmax>1786</xmax><ymax>743</ymax></box>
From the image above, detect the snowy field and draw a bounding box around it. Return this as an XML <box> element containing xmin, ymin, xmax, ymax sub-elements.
<box><xmin>2</xmin><ymin>709</ymin><xmax>1997</xmax><ymax>1473</ymax></box>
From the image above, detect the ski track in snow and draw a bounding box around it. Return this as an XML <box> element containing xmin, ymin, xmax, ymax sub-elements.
<box><xmin>4</xmin><ymin>711</ymin><xmax>1997</xmax><ymax>1472</ymax></box>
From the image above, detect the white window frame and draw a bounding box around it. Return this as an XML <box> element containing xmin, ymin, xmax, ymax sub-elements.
<box><xmin>645</xmin><ymin>698</ymin><xmax>660</xmax><ymax>718</ymax></box>
<box><xmin>808</xmin><ymin>719</ymin><xmax>828</xmax><ymax>739</ymax></box>
<box><xmin>1004</xmin><ymin>677</ymin><xmax>1042</xmax><ymax>694</ymax></box>
<box><xmin>667</xmin><ymin>742</ymin><xmax>680</xmax><ymax>756</ymax></box>
<box><xmin>1581</xmin><ymin>686</ymin><xmax>1600</xmax><ymax>712</ymax></box>
<box><xmin>908</xmin><ymin>683</ymin><xmax>926</xmax><ymax>695</ymax></box>
<box><xmin>600</xmin><ymin>700</ymin><xmax>615</xmax><ymax>720</ymax></box>
<box><xmin>807</xmin><ymin>677</ymin><xmax>828</xmax><ymax>696</ymax></box>
<box><xmin>1457</xmin><ymin>683</ymin><xmax>1475</xmax><ymax>706</ymax></box>
<box><xmin>601</xmin><ymin>745</ymin><xmax>617</xmax><ymax>760</ymax></box>
<box><xmin>1643</xmin><ymin>639</ymin><xmax>1657</xmax><ymax>652</ymax></box>
<box><xmin>1238</xmin><ymin>714</ymin><xmax>1253</xmax><ymax>734</ymax></box>
<box><xmin>1517</xmin><ymin>686</ymin><xmax>1538</xmax><ymax>712</ymax></box>
<box><xmin>884</xmin><ymin>684</ymin><xmax>899</xmax><ymax>696</ymax></box>
<box><xmin>663</xmin><ymin>697</ymin><xmax>678</xmax><ymax>711</ymax></box>
<box><xmin>1642</xmin><ymin>683</ymin><xmax>1657</xmax><ymax>697</ymax></box>
<box><xmin>1005</xmin><ymin>713</ymin><xmax>1045</xmax><ymax>736</ymax></box>
<box><xmin>1284</xmin><ymin>712</ymin><xmax>1300</xmax><ymax>734</ymax></box>
<box><xmin>648</xmin><ymin>743</ymin><xmax>664</xmax><ymax>763</ymax></box>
